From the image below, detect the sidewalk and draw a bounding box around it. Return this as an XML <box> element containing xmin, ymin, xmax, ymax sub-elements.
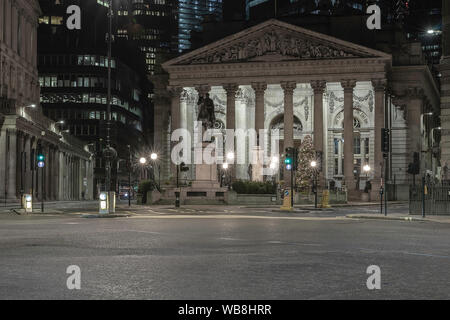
<box><xmin>244</xmin><ymin>201</ymin><xmax>407</xmax><ymax>209</ymax></box>
<box><xmin>346</xmin><ymin>213</ymin><xmax>450</xmax><ymax>224</ymax></box>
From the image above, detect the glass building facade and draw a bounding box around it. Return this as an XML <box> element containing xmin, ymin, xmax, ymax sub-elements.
<box><xmin>178</xmin><ymin>0</ymin><xmax>223</xmax><ymax>52</ymax></box>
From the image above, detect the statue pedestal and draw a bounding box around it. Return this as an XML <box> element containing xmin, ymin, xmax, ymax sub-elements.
<box><xmin>192</xmin><ymin>142</ymin><xmax>221</xmax><ymax>189</ymax></box>
<box><xmin>191</xmin><ymin>163</ymin><xmax>221</xmax><ymax>190</ymax></box>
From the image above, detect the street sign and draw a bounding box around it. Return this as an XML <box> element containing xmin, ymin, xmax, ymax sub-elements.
<box><xmin>37</xmin><ymin>161</ymin><xmax>45</xmax><ymax>168</ymax></box>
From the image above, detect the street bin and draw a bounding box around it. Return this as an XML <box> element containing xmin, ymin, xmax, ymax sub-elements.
<box><xmin>99</xmin><ymin>192</ymin><xmax>116</xmax><ymax>214</ymax></box>
<box><xmin>22</xmin><ymin>194</ymin><xmax>33</xmax><ymax>213</ymax></box>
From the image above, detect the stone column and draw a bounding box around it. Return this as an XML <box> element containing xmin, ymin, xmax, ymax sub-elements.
<box><xmin>342</xmin><ymin>80</ymin><xmax>357</xmax><ymax>190</ymax></box>
<box><xmin>23</xmin><ymin>135</ymin><xmax>31</xmax><ymax>193</ymax></box>
<box><xmin>372</xmin><ymin>79</ymin><xmax>386</xmax><ymax>198</ymax></box>
<box><xmin>0</xmin><ymin>0</ymin><xmax>4</xmax><ymax>44</ymax></box>
<box><xmin>223</xmin><ymin>83</ymin><xmax>239</xmax><ymax>130</ymax></box>
<box><xmin>281</xmin><ymin>82</ymin><xmax>297</xmax><ymax>150</ymax></box>
<box><xmin>0</xmin><ymin>129</ymin><xmax>7</xmax><ymax>199</ymax></box>
<box><xmin>406</xmin><ymin>88</ymin><xmax>424</xmax><ymax>172</ymax></box>
<box><xmin>281</xmin><ymin>81</ymin><xmax>297</xmax><ymax>186</ymax></box>
<box><xmin>44</xmin><ymin>144</ymin><xmax>50</xmax><ymax>200</ymax></box>
<box><xmin>11</xmin><ymin>4</ymin><xmax>18</xmax><ymax>54</ymax></box>
<box><xmin>251</xmin><ymin>82</ymin><xmax>267</xmax><ymax>146</ymax></box>
<box><xmin>5</xmin><ymin>0</ymin><xmax>11</xmax><ymax>46</ymax></box>
<box><xmin>168</xmin><ymin>86</ymin><xmax>183</xmax><ymax>182</ymax></box>
<box><xmin>338</xmin><ymin>138</ymin><xmax>343</xmax><ymax>176</ymax></box>
<box><xmin>223</xmin><ymin>83</ymin><xmax>239</xmax><ymax>182</ymax></box>
<box><xmin>7</xmin><ymin>129</ymin><xmax>17</xmax><ymax>199</ymax></box>
<box><xmin>16</xmin><ymin>132</ymin><xmax>24</xmax><ymax>197</ymax></box>
<box><xmin>311</xmin><ymin>80</ymin><xmax>326</xmax><ymax>185</ymax></box>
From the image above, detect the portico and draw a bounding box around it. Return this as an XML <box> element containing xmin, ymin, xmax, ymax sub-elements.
<box><xmin>157</xmin><ymin>19</ymin><xmax>394</xmax><ymax>200</ymax></box>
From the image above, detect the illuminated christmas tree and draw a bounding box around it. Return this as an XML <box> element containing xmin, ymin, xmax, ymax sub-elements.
<box><xmin>295</xmin><ymin>135</ymin><xmax>316</xmax><ymax>191</ymax></box>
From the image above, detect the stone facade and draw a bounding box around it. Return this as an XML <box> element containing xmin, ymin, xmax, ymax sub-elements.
<box><xmin>440</xmin><ymin>0</ymin><xmax>450</xmax><ymax>181</ymax></box>
<box><xmin>0</xmin><ymin>0</ymin><xmax>94</xmax><ymax>202</ymax></box>
<box><xmin>155</xmin><ymin>19</ymin><xmax>440</xmax><ymax>200</ymax></box>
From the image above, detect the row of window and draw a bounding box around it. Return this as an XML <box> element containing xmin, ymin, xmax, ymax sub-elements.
<box><xmin>40</xmin><ymin>93</ymin><xmax>143</xmax><ymax>118</ymax></box>
<box><xmin>132</xmin><ymin>10</ymin><xmax>168</xmax><ymax>16</ymax></box>
<box><xmin>39</xmin><ymin>75</ymin><xmax>121</xmax><ymax>91</ymax></box>
<box><xmin>39</xmin><ymin>16</ymin><xmax>63</xmax><ymax>25</ymax></box>
<box><xmin>39</xmin><ymin>55</ymin><xmax>116</xmax><ymax>68</ymax></box>
<box><xmin>45</xmin><ymin>109</ymin><xmax>143</xmax><ymax>132</ymax></box>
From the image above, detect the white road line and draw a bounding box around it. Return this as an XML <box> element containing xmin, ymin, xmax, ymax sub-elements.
<box><xmin>129</xmin><ymin>214</ymin><xmax>345</xmax><ymax>221</ymax></box>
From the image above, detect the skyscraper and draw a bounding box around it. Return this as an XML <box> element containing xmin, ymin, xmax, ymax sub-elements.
<box><xmin>178</xmin><ymin>0</ymin><xmax>223</xmax><ymax>52</ymax></box>
<box><xmin>38</xmin><ymin>0</ymin><xmax>151</xmax><ymax>197</ymax></box>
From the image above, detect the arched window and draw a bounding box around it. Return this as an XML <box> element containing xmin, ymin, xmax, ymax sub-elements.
<box><xmin>270</xmin><ymin>114</ymin><xmax>303</xmax><ymax>135</ymax></box>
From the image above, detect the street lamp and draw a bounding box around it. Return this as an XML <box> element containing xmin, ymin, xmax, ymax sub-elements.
<box><xmin>151</xmin><ymin>153</ymin><xmax>158</xmax><ymax>161</ymax></box>
<box><xmin>102</xmin><ymin>0</ymin><xmax>117</xmax><ymax>194</ymax></box>
<box><xmin>139</xmin><ymin>157</ymin><xmax>147</xmax><ymax>181</ymax></box>
<box><xmin>310</xmin><ymin>160</ymin><xmax>318</xmax><ymax>208</ymax></box>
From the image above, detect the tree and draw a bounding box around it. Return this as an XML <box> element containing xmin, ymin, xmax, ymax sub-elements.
<box><xmin>295</xmin><ymin>135</ymin><xmax>316</xmax><ymax>191</ymax></box>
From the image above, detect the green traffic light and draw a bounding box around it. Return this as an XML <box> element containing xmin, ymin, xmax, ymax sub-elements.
<box><xmin>37</xmin><ymin>154</ymin><xmax>45</xmax><ymax>161</ymax></box>
<box><xmin>285</xmin><ymin>158</ymin><xmax>292</xmax><ymax>165</ymax></box>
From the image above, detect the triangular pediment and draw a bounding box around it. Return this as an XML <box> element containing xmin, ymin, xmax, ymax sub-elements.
<box><xmin>163</xmin><ymin>19</ymin><xmax>390</xmax><ymax>68</ymax></box>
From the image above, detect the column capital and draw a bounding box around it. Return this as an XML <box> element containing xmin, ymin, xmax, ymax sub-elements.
<box><xmin>222</xmin><ymin>83</ymin><xmax>239</xmax><ymax>97</ymax></box>
<box><xmin>371</xmin><ymin>79</ymin><xmax>387</xmax><ymax>92</ymax></box>
<box><xmin>341</xmin><ymin>79</ymin><xmax>357</xmax><ymax>92</ymax></box>
<box><xmin>194</xmin><ymin>85</ymin><xmax>211</xmax><ymax>96</ymax></box>
<box><xmin>167</xmin><ymin>86</ymin><xmax>183</xmax><ymax>97</ymax></box>
<box><xmin>280</xmin><ymin>81</ymin><xmax>297</xmax><ymax>93</ymax></box>
<box><xmin>251</xmin><ymin>82</ymin><xmax>267</xmax><ymax>94</ymax></box>
<box><xmin>310</xmin><ymin>80</ymin><xmax>327</xmax><ymax>94</ymax></box>
<box><xmin>405</xmin><ymin>87</ymin><xmax>425</xmax><ymax>100</ymax></box>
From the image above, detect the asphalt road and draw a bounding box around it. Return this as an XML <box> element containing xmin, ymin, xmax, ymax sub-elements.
<box><xmin>0</xmin><ymin>205</ymin><xmax>449</xmax><ymax>300</ymax></box>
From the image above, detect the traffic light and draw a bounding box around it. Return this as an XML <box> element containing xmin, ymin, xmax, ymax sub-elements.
<box><xmin>179</xmin><ymin>162</ymin><xmax>189</xmax><ymax>172</ymax></box>
<box><xmin>381</xmin><ymin>128</ymin><xmax>390</xmax><ymax>154</ymax></box>
<box><xmin>285</xmin><ymin>147</ymin><xmax>294</xmax><ymax>171</ymax></box>
<box><xmin>36</xmin><ymin>145</ymin><xmax>45</xmax><ymax>168</ymax></box>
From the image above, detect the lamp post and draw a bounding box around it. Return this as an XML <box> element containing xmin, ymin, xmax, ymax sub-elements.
<box><xmin>139</xmin><ymin>157</ymin><xmax>147</xmax><ymax>181</ymax></box>
<box><xmin>222</xmin><ymin>163</ymin><xmax>230</xmax><ymax>190</ymax></box>
<box><xmin>363</xmin><ymin>164</ymin><xmax>371</xmax><ymax>201</ymax></box>
<box><xmin>127</xmin><ymin>145</ymin><xmax>132</xmax><ymax>207</ymax></box>
<box><xmin>430</xmin><ymin>127</ymin><xmax>442</xmax><ymax>178</ymax></box>
<box><xmin>150</xmin><ymin>152</ymin><xmax>160</xmax><ymax>189</ymax></box>
<box><xmin>226</xmin><ymin>152</ymin><xmax>235</xmax><ymax>185</ymax></box>
<box><xmin>311</xmin><ymin>160</ymin><xmax>318</xmax><ymax>208</ymax></box>
<box><xmin>102</xmin><ymin>0</ymin><xmax>117</xmax><ymax>194</ymax></box>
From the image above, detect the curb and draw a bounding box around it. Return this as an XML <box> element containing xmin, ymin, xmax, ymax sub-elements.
<box><xmin>346</xmin><ymin>214</ymin><xmax>427</xmax><ymax>222</ymax></box>
<box><xmin>82</xmin><ymin>213</ymin><xmax>132</xmax><ymax>219</ymax></box>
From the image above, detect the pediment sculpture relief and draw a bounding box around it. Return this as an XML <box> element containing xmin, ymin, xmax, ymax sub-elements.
<box><xmin>181</xmin><ymin>28</ymin><xmax>362</xmax><ymax>65</ymax></box>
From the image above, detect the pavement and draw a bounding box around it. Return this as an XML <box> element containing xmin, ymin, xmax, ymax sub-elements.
<box><xmin>0</xmin><ymin>200</ymin><xmax>449</xmax><ymax>299</ymax></box>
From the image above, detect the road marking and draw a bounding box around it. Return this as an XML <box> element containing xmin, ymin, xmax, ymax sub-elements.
<box><xmin>129</xmin><ymin>214</ymin><xmax>345</xmax><ymax>221</ymax></box>
<box><xmin>124</xmin><ymin>230</ymin><xmax>163</xmax><ymax>235</ymax></box>
<box><xmin>218</xmin><ymin>237</ymin><xmax>242</xmax><ymax>241</ymax></box>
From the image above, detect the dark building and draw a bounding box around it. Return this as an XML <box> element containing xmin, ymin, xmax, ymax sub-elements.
<box><xmin>405</xmin><ymin>0</ymin><xmax>442</xmax><ymax>67</ymax></box>
<box><xmin>38</xmin><ymin>0</ymin><xmax>151</xmax><ymax>198</ymax></box>
<box><xmin>115</xmin><ymin>0</ymin><xmax>178</xmax><ymax>75</ymax></box>
<box><xmin>244</xmin><ymin>0</ymin><xmax>406</xmax><ymax>22</ymax></box>
<box><xmin>178</xmin><ymin>0</ymin><xmax>223</xmax><ymax>52</ymax></box>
